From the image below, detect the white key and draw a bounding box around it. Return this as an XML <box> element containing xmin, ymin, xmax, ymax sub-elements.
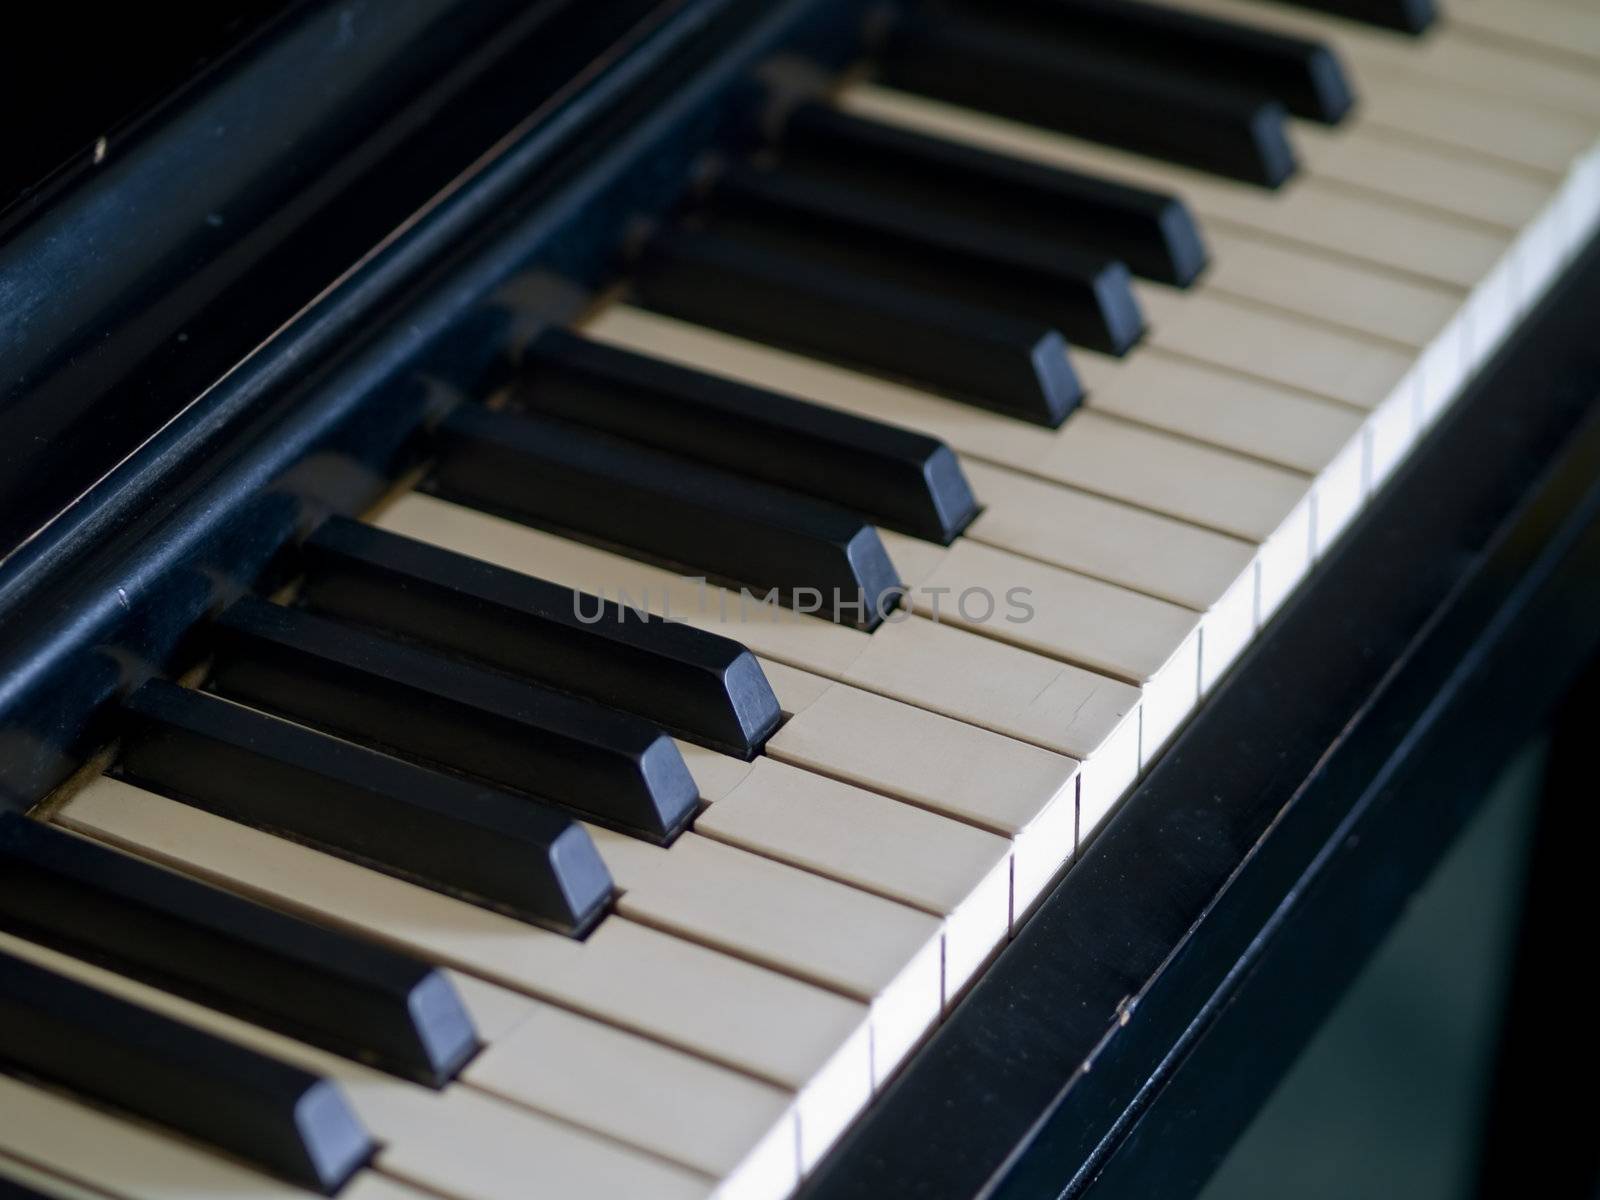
<box><xmin>1075</xmin><ymin>342</ymin><xmax>1367</xmax><ymax>479</ymax></box>
<box><xmin>0</xmin><ymin>1072</ymin><xmax>418</xmax><ymax>1200</ymax></box>
<box><xmin>687</xmin><ymin>752</ymin><xmax>1013</xmax><ymax>999</ymax></box>
<box><xmin>376</xmin><ymin>492</ymin><xmax>1144</xmax><ymax>776</ymax></box>
<box><xmin>958</xmin><ymin>462</ymin><xmax>1261</xmax><ymax>684</ymax></box>
<box><xmin>464</xmin><ymin>995</ymin><xmax>800</xmax><ymax>1200</ymax></box>
<box><xmin>1161</xmin><ymin>0</ymin><xmax>1600</xmax><ymax>124</ymax></box>
<box><xmin>56</xmin><ymin>778</ymin><xmax>871</xmax><ymax>1171</ymax></box>
<box><xmin>756</xmin><ymin>662</ymin><xmax>1083</xmax><ymax>915</ymax></box>
<box><xmin>440</xmin><ymin>971</ymin><xmax>800</xmax><ymax>1198</ymax></box>
<box><xmin>1196</xmin><ymin>226</ymin><xmax>1465</xmax><ymax>351</ymax></box>
<box><xmin>1445</xmin><ymin>0</ymin><xmax>1600</xmax><ymax>69</ymax></box>
<box><xmin>1348</xmin><ymin>69</ymin><xmax>1592</xmax><ymax>179</ymax></box>
<box><xmin>0</xmin><ymin>927</ymin><xmax>716</xmax><ymax>1200</ymax></box>
<box><xmin>1294</xmin><ymin>121</ymin><xmax>1555</xmax><ymax>233</ymax></box>
<box><xmin>587</xmin><ymin>304</ymin><xmax>1309</xmax><ymax>546</ymax></box>
<box><xmin>839</xmin><ymin>84</ymin><xmax>1511</xmax><ymax>292</ymax></box>
<box><xmin>882</xmin><ymin>532</ymin><xmax>1200</xmax><ymax>759</ymax></box>
<box><xmin>1136</xmin><ymin>288</ymin><xmax>1426</xmax><ymax>481</ymax></box>
<box><xmin>587</xmin><ymin>826</ymin><xmax>944</xmax><ymax>1080</ymax></box>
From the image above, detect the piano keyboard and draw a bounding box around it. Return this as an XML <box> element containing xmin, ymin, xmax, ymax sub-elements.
<box><xmin>5</xmin><ymin>1</ymin><xmax>1600</xmax><ymax>1198</ymax></box>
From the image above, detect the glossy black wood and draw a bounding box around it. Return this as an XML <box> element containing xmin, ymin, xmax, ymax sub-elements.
<box><xmin>301</xmin><ymin>515</ymin><xmax>783</xmax><ymax>757</ymax></box>
<box><xmin>118</xmin><ymin>677</ymin><xmax>615</xmax><ymax>932</ymax></box>
<box><xmin>0</xmin><ymin>813</ymin><xmax>478</xmax><ymax>1087</ymax></box>
<box><xmin>208</xmin><ymin>596</ymin><xmax>697</xmax><ymax>845</ymax></box>
<box><xmin>518</xmin><ymin>329</ymin><xmax>980</xmax><ymax>542</ymax></box>
<box><xmin>1265</xmin><ymin>0</ymin><xmax>1435</xmax><ymax>34</ymax></box>
<box><xmin>634</xmin><ymin>226</ymin><xmax>1083</xmax><ymax>425</ymax></box>
<box><xmin>0</xmin><ymin>950</ymin><xmax>373</xmax><ymax>1193</ymax></box>
<box><xmin>801</xmin><ymin>232</ymin><xmax>1600</xmax><ymax>1200</ymax></box>
<box><xmin>1473</xmin><ymin>664</ymin><xmax>1600</xmax><ymax>1200</ymax></box>
<box><xmin>0</xmin><ymin>0</ymin><xmax>669</xmax><ymax>568</ymax></box>
<box><xmin>878</xmin><ymin>14</ymin><xmax>1299</xmax><ymax>186</ymax></box>
<box><xmin>702</xmin><ymin>164</ymin><xmax>1145</xmax><ymax>354</ymax></box>
<box><xmin>0</xmin><ymin>0</ymin><xmax>863</xmax><ymax>814</ymax></box>
<box><xmin>935</xmin><ymin>0</ymin><xmax>1355</xmax><ymax>123</ymax></box>
<box><xmin>431</xmin><ymin>401</ymin><xmax>905</xmax><ymax>629</ymax></box>
<box><xmin>773</xmin><ymin>103</ymin><xmax>1208</xmax><ymax>287</ymax></box>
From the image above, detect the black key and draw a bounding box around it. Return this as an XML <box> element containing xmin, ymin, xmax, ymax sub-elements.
<box><xmin>1265</xmin><ymin>0</ymin><xmax>1434</xmax><ymax>35</ymax></box>
<box><xmin>0</xmin><ymin>950</ymin><xmax>372</xmax><ymax>1194</ymax></box>
<box><xmin>878</xmin><ymin>15</ymin><xmax>1298</xmax><ymax>187</ymax></box>
<box><xmin>701</xmin><ymin>164</ymin><xmax>1145</xmax><ymax>356</ymax></box>
<box><xmin>940</xmin><ymin>0</ymin><xmax>1355</xmax><ymax>123</ymax></box>
<box><xmin>0</xmin><ymin>1179</ymin><xmax>52</xmax><ymax>1200</ymax></box>
<box><xmin>632</xmin><ymin>227</ymin><xmax>1081</xmax><ymax>426</ymax></box>
<box><xmin>0</xmin><ymin>813</ymin><xmax>478</xmax><ymax>1087</ymax></box>
<box><xmin>431</xmin><ymin>403</ymin><xmax>905</xmax><ymax>629</ymax></box>
<box><xmin>118</xmin><ymin>676</ymin><xmax>616</xmax><ymax>928</ymax></box>
<box><xmin>517</xmin><ymin>329</ymin><xmax>980</xmax><ymax>543</ymax></box>
<box><xmin>300</xmin><ymin>516</ymin><xmax>783</xmax><ymax>758</ymax></box>
<box><xmin>203</xmin><ymin>597</ymin><xmax>696</xmax><ymax>846</ymax></box>
<box><xmin>776</xmin><ymin>102</ymin><xmax>1208</xmax><ymax>286</ymax></box>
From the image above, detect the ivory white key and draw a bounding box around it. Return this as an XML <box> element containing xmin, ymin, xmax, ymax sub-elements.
<box><xmin>585</xmin><ymin>826</ymin><xmax>944</xmax><ymax>1080</ymax></box>
<box><xmin>835</xmin><ymin>85</ymin><xmax>1584</xmax><ymax>418</ymax></box>
<box><xmin>680</xmin><ymin>748</ymin><xmax>1013</xmax><ymax>998</ymax></box>
<box><xmin>753</xmin><ymin>661</ymin><xmax>1084</xmax><ymax>916</ymax></box>
<box><xmin>1136</xmin><ymin>287</ymin><xmax>1426</xmax><ymax>481</ymax></box>
<box><xmin>463</xmin><ymin>993</ymin><xmax>800</xmax><ymax>1200</ymax></box>
<box><xmin>1344</xmin><ymin>70</ymin><xmax>1592</xmax><ymax>179</ymax></box>
<box><xmin>881</xmin><ymin>532</ymin><xmax>1200</xmax><ymax>759</ymax></box>
<box><xmin>839</xmin><ymin>84</ymin><xmax>1513</xmax><ymax>293</ymax></box>
<box><xmin>953</xmin><ymin>454</ymin><xmax>1254</xmax><ymax>611</ymax></box>
<box><xmin>56</xmin><ymin>777</ymin><xmax>872</xmax><ymax>1171</ymax></box>
<box><xmin>1195</xmin><ymin>226</ymin><xmax>1464</xmax><ymax>352</ymax></box>
<box><xmin>0</xmin><ymin>1072</ymin><xmax>424</xmax><ymax>1200</ymax></box>
<box><xmin>1293</xmin><ymin>121</ymin><xmax>1556</xmax><ymax>233</ymax></box>
<box><xmin>1159</xmin><ymin>0</ymin><xmax>1600</xmax><ymax>124</ymax></box>
<box><xmin>0</xmin><ymin>927</ymin><xmax>718</xmax><ymax>1200</ymax></box>
<box><xmin>377</xmin><ymin>493</ymin><xmax>1145</xmax><ymax>794</ymax></box>
<box><xmin>956</xmin><ymin>461</ymin><xmax>1261</xmax><ymax>686</ymax></box>
<box><xmin>1430</xmin><ymin>0</ymin><xmax>1600</xmax><ymax>69</ymax></box>
<box><xmin>582</xmin><ymin>302</ymin><xmax>1311</xmax><ymax>634</ymax></box>
<box><xmin>428</xmin><ymin>971</ymin><xmax>801</xmax><ymax>1198</ymax></box>
<box><xmin>1068</xmin><ymin>353</ymin><xmax>1368</xmax><ymax>546</ymax></box>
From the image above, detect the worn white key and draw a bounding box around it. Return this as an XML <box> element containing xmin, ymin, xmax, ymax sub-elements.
<box><xmin>57</xmin><ymin>778</ymin><xmax>871</xmax><ymax>1171</ymax></box>
<box><xmin>582</xmin><ymin>304</ymin><xmax>1306</xmax><ymax>629</ymax></box>
<box><xmin>686</xmin><ymin>752</ymin><xmax>1013</xmax><ymax>999</ymax></box>
<box><xmin>1446</xmin><ymin>0</ymin><xmax>1600</xmax><ymax>69</ymax></box>
<box><xmin>1136</xmin><ymin>287</ymin><xmax>1425</xmax><ymax>482</ymax></box>
<box><xmin>958</xmin><ymin>461</ymin><xmax>1262</xmax><ymax>687</ymax></box>
<box><xmin>0</xmin><ymin>1073</ymin><xmax>421</xmax><ymax>1200</ymax></box>
<box><xmin>587</xmin><ymin>826</ymin><xmax>943</xmax><ymax>1080</ymax></box>
<box><xmin>882</xmin><ymin>532</ymin><xmax>1200</xmax><ymax>759</ymax></box>
<box><xmin>0</xmin><ymin>927</ymin><xmax>714</xmax><ymax>1200</ymax></box>
<box><xmin>1076</xmin><ymin>341</ymin><xmax>1366</xmax><ymax>478</ymax></box>
<box><xmin>437</xmin><ymin>972</ymin><xmax>799</xmax><ymax>1198</ymax></box>
<box><xmin>377</xmin><ymin>492</ymin><xmax>1143</xmax><ymax>780</ymax></box>
<box><xmin>840</xmin><ymin>84</ymin><xmax>1511</xmax><ymax>293</ymax></box>
<box><xmin>754</xmin><ymin>661</ymin><xmax>1083</xmax><ymax>917</ymax></box>
<box><xmin>1161</xmin><ymin>0</ymin><xmax>1600</xmax><ymax>124</ymax></box>
<box><xmin>1348</xmin><ymin>70</ymin><xmax>1591</xmax><ymax>179</ymax></box>
<box><xmin>1197</xmin><ymin>226</ymin><xmax>1464</xmax><ymax>351</ymax></box>
<box><xmin>1294</xmin><ymin>122</ymin><xmax>1554</xmax><ymax>233</ymax></box>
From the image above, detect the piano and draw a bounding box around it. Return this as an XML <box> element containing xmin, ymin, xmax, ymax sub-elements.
<box><xmin>2</xmin><ymin>0</ymin><xmax>1599</xmax><ymax>1196</ymax></box>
